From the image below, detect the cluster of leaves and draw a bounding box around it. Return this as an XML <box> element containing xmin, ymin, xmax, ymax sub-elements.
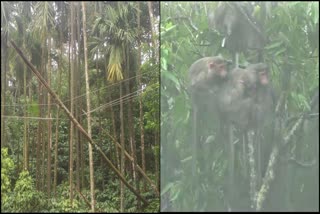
<box><xmin>47</xmin><ymin>182</ymin><xmax>86</xmax><ymax>212</ymax></box>
<box><xmin>1</xmin><ymin>148</ymin><xmax>15</xmax><ymax>209</ymax></box>
<box><xmin>1</xmin><ymin>159</ymin><xmax>46</xmax><ymax>213</ymax></box>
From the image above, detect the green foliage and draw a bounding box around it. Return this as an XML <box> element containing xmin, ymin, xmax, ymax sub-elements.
<box><xmin>48</xmin><ymin>182</ymin><xmax>86</xmax><ymax>212</ymax></box>
<box><xmin>2</xmin><ymin>1</ymin><xmax>159</xmax><ymax>213</ymax></box>
<box><xmin>49</xmin><ymin>198</ymin><xmax>82</xmax><ymax>213</ymax></box>
<box><xmin>143</xmin><ymin>199</ymin><xmax>160</xmax><ymax>212</ymax></box>
<box><xmin>2</xmin><ymin>170</ymin><xmax>46</xmax><ymax>212</ymax></box>
<box><xmin>1</xmin><ymin>148</ymin><xmax>15</xmax><ymax>209</ymax></box>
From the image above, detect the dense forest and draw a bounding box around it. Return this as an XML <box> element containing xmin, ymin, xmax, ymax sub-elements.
<box><xmin>1</xmin><ymin>1</ymin><xmax>159</xmax><ymax>212</ymax></box>
<box><xmin>161</xmin><ymin>2</ymin><xmax>319</xmax><ymax>212</ymax></box>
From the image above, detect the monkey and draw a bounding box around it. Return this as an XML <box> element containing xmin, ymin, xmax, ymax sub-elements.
<box><xmin>241</xmin><ymin>63</ymin><xmax>276</xmax><ymax>191</ymax></box>
<box><xmin>216</xmin><ymin>67</ymin><xmax>259</xmax><ymax>130</ymax></box>
<box><xmin>213</xmin><ymin>63</ymin><xmax>275</xmax><ymax>210</ymax></box>
<box><xmin>218</xmin><ymin>63</ymin><xmax>274</xmax><ymax>129</ymax></box>
<box><xmin>210</xmin><ymin>2</ymin><xmax>267</xmax><ymax>64</ymax></box>
<box><xmin>246</xmin><ymin>63</ymin><xmax>275</xmax><ymax>127</ymax></box>
<box><xmin>187</xmin><ymin>65</ymin><xmax>258</xmax><ymax>210</ymax></box>
<box><xmin>188</xmin><ymin>56</ymin><xmax>229</xmax><ymax>176</ymax></box>
<box><xmin>188</xmin><ymin>58</ymin><xmax>275</xmax><ymax>210</ymax></box>
<box><xmin>189</xmin><ymin>56</ymin><xmax>229</xmax><ymax>93</ymax></box>
<box><xmin>211</xmin><ymin>2</ymin><xmax>266</xmax><ymax>51</ymax></box>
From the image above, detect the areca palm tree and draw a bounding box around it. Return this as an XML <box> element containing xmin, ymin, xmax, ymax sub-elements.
<box><xmin>30</xmin><ymin>1</ymin><xmax>55</xmax><ymax>195</ymax></box>
<box><xmin>91</xmin><ymin>2</ymin><xmax>137</xmax><ymax>82</ymax></box>
<box><xmin>90</xmin><ymin>2</ymin><xmax>139</xmax><ymax>211</ymax></box>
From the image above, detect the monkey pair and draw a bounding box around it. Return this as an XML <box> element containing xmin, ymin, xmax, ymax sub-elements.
<box><xmin>189</xmin><ymin>56</ymin><xmax>273</xmax><ymax>132</ymax></box>
<box><xmin>189</xmin><ymin>56</ymin><xmax>275</xmax><ymax>209</ymax></box>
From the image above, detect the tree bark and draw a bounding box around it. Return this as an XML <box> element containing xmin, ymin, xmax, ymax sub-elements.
<box><xmin>120</xmin><ymin>82</ymin><xmax>125</xmax><ymax>212</ymax></box>
<box><xmin>82</xmin><ymin>2</ymin><xmax>95</xmax><ymax>211</ymax></box>
<box><xmin>69</xmin><ymin>2</ymin><xmax>75</xmax><ymax>205</ymax></box>
<box><xmin>47</xmin><ymin>36</ymin><xmax>52</xmax><ymax>196</ymax></box>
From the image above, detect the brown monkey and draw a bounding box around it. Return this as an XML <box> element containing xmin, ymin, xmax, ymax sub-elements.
<box><xmin>244</xmin><ymin>63</ymin><xmax>275</xmax><ymax>190</ymax></box>
<box><xmin>212</xmin><ymin>66</ymin><xmax>257</xmax><ymax>211</ymax></box>
<box><xmin>216</xmin><ymin>67</ymin><xmax>258</xmax><ymax>129</ymax></box>
<box><xmin>189</xmin><ymin>56</ymin><xmax>229</xmax><ymax>93</ymax></box>
<box><xmin>246</xmin><ymin>63</ymin><xmax>275</xmax><ymax>128</ymax></box>
<box><xmin>216</xmin><ymin>63</ymin><xmax>275</xmax><ymax>210</ymax></box>
<box><xmin>189</xmin><ymin>56</ymin><xmax>229</xmax><ymax>176</ymax></box>
<box><xmin>218</xmin><ymin>63</ymin><xmax>274</xmax><ymax>129</ymax></box>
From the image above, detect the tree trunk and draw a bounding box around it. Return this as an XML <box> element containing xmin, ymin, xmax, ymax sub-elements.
<box><xmin>54</xmin><ymin>19</ymin><xmax>64</xmax><ymax>197</ymax></box>
<box><xmin>155</xmin><ymin>131</ymin><xmax>160</xmax><ymax>191</ymax></box>
<box><xmin>147</xmin><ymin>2</ymin><xmax>158</xmax><ymax>63</ymax></box>
<box><xmin>47</xmin><ymin>36</ymin><xmax>52</xmax><ymax>196</ymax></box>
<box><xmin>109</xmin><ymin>93</ymin><xmax>120</xmax><ymax>169</ymax></box>
<box><xmin>138</xmin><ymin>2</ymin><xmax>147</xmax><ymax>193</ymax></box>
<box><xmin>36</xmin><ymin>83</ymin><xmax>42</xmax><ymax>190</ymax></box>
<box><xmin>1</xmin><ymin>33</ymin><xmax>7</xmax><ymax>147</ymax></box>
<box><xmin>82</xmin><ymin>2</ymin><xmax>95</xmax><ymax>211</ymax></box>
<box><xmin>120</xmin><ymin>82</ymin><xmax>125</xmax><ymax>212</ymax></box>
<box><xmin>75</xmin><ymin>2</ymin><xmax>81</xmax><ymax>192</ymax></box>
<box><xmin>125</xmin><ymin>48</ymin><xmax>139</xmax><ymax>207</ymax></box>
<box><xmin>23</xmin><ymin>50</ymin><xmax>28</xmax><ymax>171</ymax></box>
<box><xmin>69</xmin><ymin>2</ymin><xmax>75</xmax><ymax>205</ymax></box>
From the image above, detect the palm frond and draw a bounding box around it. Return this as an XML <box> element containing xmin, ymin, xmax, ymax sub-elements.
<box><xmin>107</xmin><ymin>45</ymin><xmax>124</xmax><ymax>82</ymax></box>
<box><xmin>31</xmin><ymin>2</ymin><xmax>55</xmax><ymax>40</ymax></box>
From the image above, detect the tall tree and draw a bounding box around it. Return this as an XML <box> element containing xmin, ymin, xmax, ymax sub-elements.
<box><xmin>125</xmin><ymin>47</ymin><xmax>139</xmax><ymax>208</ymax></box>
<box><xmin>47</xmin><ymin>36</ymin><xmax>52</xmax><ymax>196</ymax></box>
<box><xmin>53</xmin><ymin>2</ymin><xmax>66</xmax><ymax>197</ymax></box>
<box><xmin>0</xmin><ymin>2</ymin><xmax>11</xmax><ymax>148</ymax></box>
<box><xmin>137</xmin><ymin>2</ymin><xmax>147</xmax><ymax>193</ymax></box>
<box><xmin>120</xmin><ymin>81</ymin><xmax>125</xmax><ymax>211</ymax></box>
<box><xmin>69</xmin><ymin>1</ymin><xmax>75</xmax><ymax>205</ymax></box>
<box><xmin>148</xmin><ymin>2</ymin><xmax>158</xmax><ymax>63</ymax></box>
<box><xmin>82</xmin><ymin>2</ymin><xmax>95</xmax><ymax>211</ymax></box>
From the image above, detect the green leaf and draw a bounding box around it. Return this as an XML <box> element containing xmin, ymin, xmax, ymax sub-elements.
<box><xmin>161</xmin><ymin>24</ymin><xmax>177</xmax><ymax>37</ymax></box>
<box><xmin>161</xmin><ymin>71</ymin><xmax>180</xmax><ymax>90</ymax></box>
<box><xmin>265</xmin><ymin>41</ymin><xmax>283</xmax><ymax>50</ymax></box>
<box><xmin>161</xmin><ymin>182</ymin><xmax>175</xmax><ymax>196</ymax></box>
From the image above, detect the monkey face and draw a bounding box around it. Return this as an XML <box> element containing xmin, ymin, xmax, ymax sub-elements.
<box><xmin>258</xmin><ymin>70</ymin><xmax>269</xmax><ymax>85</ymax></box>
<box><xmin>208</xmin><ymin>61</ymin><xmax>227</xmax><ymax>79</ymax></box>
<box><xmin>217</xmin><ymin>63</ymin><xmax>228</xmax><ymax>78</ymax></box>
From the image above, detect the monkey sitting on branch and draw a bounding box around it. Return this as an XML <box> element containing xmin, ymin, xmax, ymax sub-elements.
<box><xmin>189</xmin><ymin>56</ymin><xmax>275</xmax><ymax>210</ymax></box>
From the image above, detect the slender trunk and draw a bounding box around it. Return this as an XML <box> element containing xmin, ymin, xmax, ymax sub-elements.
<box><xmin>47</xmin><ymin>37</ymin><xmax>52</xmax><ymax>196</ymax></box>
<box><xmin>54</xmin><ymin>22</ymin><xmax>64</xmax><ymax>197</ymax></box>
<box><xmin>136</xmin><ymin>6</ymin><xmax>141</xmax><ymax>209</ymax></box>
<box><xmin>41</xmin><ymin>38</ymin><xmax>47</xmax><ymax>191</ymax></box>
<box><xmin>1</xmin><ymin>33</ymin><xmax>7</xmax><ymax>147</ymax></box>
<box><xmin>82</xmin><ymin>2</ymin><xmax>95</xmax><ymax>211</ymax></box>
<box><xmin>75</xmin><ymin>2</ymin><xmax>81</xmax><ymax>192</ymax></box>
<box><xmin>28</xmin><ymin>87</ymin><xmax>32</xmax><ymax>165</ymax></box>
<box><xmin>155</xmin><ymin>131</ymin><xmax>160</xmax><ymax>191</ymax></box>
<box><xmin>109</xmin><ymin>93</ymin><xmax>120</xmax><ymax>169</ymax></box>
<box><xmin>80</xmin><ymin>126</ymin><xmax>85</xmax><ymax>188</ymax></box>
<box><xmin>120</xmin><ymin>82</ymin><xmax>125</xmax><ymax>212</ymax></box>
<box><xmin>125</xmin><ymin>49</ymin><xmax>138</xmax><ymax>207</ymax></box>
<box><xmin>147</xmin><ymin>2</ymin><xmax>158</xmax><ymax>63</ymax></box>
<box><xmin>36</xmin><ymin>82</ymin><xmax>42</xmax><ymax>190</ymax></box>
<box><xmin>54</xmin><ymin>106</ymin><xmax>60</xmax><ymax>196</ymax></box>
<box><xmin>23</xmin><ymin>54</ymin><xmax>28</xmax><ymax>171</ymax></box>
<box><xmin>138</xmin><ymin>3</ymin><xmax>146</xmax><ymax>193</ymax></box>
<box><xmin>69</xmin><ymin>2</ymin><xmax>75</xmax><ymax>205</ymax></box>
